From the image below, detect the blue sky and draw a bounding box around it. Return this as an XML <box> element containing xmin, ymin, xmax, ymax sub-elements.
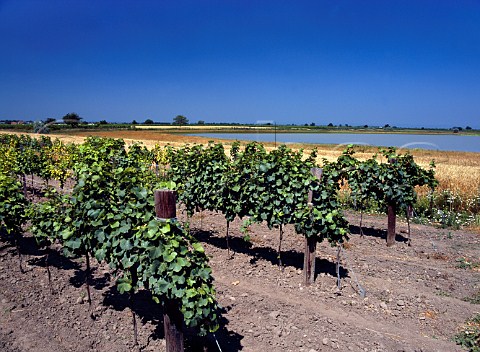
<box><xmin>1</xmin><ymin>0</ymin><xmax>479</xmax><ymax>128</ymax></box>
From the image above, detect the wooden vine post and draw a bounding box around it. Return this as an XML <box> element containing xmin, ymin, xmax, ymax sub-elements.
<box><xmin>155</xmin><ymin>189</ymin><xmax>177</xmax><ymax>220</ymax></box>
<box><xmin>386</xmin><ymin>204</ymin><xmax>396</xmax><ymax>247</ymax></box>
<box><xmin>304</xmin><ymin>167</ymin><xmax>323</xmax><ymax>285</ymax></box>
<box><xmin>154</xmin><ymin>189</ymin><xmax>184</xmax><ymax>352</ymax></box>
<box><xmin>386</xmin><ymin>157</ymin><xmax>397</xmax><ymax>247</ymax></box>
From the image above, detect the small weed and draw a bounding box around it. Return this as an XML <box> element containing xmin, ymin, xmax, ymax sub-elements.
<box><xmin>436</xmin><ymin>290</ymin><xmax>451</xmax><ymax>297</ymax></box>
<box><xmin>474</xmin><ymin>215</ymin><xmax>480</xmax><ymax>227</ymax></box>
<box><xmin>463</xmin><ymin>291</ymin><xmax>480</xmax><ymax>305</ymax></box>
<box><xmin>456</xmin><ymin>257</ymin><xmax>480</xmax><ymax>270</ymax></box>
<box><xmin>454</xmin><ymin>314</ymin><xmax>480</xmax><ymax>352</ymax></box>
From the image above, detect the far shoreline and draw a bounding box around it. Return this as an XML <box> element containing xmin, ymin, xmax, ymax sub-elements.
<box><xmin>2</xmin><ymin>123</ymin><xmax>478</xmax><ymax>137</ymax></box>
<box><xmin>132</xmin><ymin>125</ymin><xmax>480</xmax><ymax>136</ymax></box>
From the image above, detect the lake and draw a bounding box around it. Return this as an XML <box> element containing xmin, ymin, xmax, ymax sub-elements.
<box><xmin>187</xmin><ymin>133</ymin><xmax>480</xmax><ymax>153</ymax></box>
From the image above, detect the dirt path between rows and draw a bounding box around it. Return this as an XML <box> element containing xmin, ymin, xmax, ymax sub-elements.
<box><xmin>1</xmin><ymin>209</ymin><xmax>479</xmax><ymax>351</ymax></box>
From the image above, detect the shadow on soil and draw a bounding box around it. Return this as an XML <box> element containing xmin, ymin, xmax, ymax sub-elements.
<box><xmin>103</xmin><ymin>286</ymin><xmax>243</xmax><ymax>351</ymax></box>
<box><xmin>192</xmin><ymin>229</ymin><xmax>348</xmax><ymax>279</ymax></box>
<box><xmin>349</xmin><ymin>224</ymin><xmax>409</xmax><ymax>243</ymax></box>
<box><xmin>27</xmin><ymin>247</ymin><xmax>81</xmax><ymax>272</ymax></box>
<box><xmin>2</xmin><ymin>233</ymin><xmax>46</xmax><ymax>257</ymax></box>
<box><xmin>68</xmin><ymin>264</ymin><xmax>111</xmax><ymax>290</ymax></box>
<box><xmin>1</xmin><ymin>232</ymin><xmax>82</xmax><ymax>275</ymax></box>
<box><xmin>2</xmin><ymin>233</ymin><xmax>243</xmax><ymax>351</ymax></box>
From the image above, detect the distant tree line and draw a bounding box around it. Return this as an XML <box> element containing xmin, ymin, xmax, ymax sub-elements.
<box><xmin>1</xmin><ymin>113</ymin><xmax>477</xmax><ymax>132</ymax></box>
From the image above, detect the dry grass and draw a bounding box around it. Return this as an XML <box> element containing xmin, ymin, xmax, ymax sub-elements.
<box><xmin>0</xmin><ymin>130</ymin><xmax>88</xmax><ymax>145</ymax></box>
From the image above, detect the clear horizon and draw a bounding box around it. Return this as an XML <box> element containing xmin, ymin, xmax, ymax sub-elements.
<box><xmin>1</xmin><ymin>1</ymin><xmax>479</xmax><ymax>129</ymax></box>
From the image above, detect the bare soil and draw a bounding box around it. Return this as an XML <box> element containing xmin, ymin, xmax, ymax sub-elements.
<box><xmin>1</xmin><ymin>207</ymin><xmax>479</xmax><ymax>352</ymax></box>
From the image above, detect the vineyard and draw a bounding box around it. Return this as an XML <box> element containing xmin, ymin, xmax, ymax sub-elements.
<box><xmin>0</xmin><ymin>133</ymin><xmax>479</xmax><ymax>352</ymax></box>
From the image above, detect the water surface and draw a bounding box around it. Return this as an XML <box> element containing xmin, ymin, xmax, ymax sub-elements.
<box><xmin>187</xmin><ymin>133</ymin><xmax>480</xmax><ymax>152</ymax></box>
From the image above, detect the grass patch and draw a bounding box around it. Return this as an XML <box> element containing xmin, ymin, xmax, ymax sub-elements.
<box><xmin>456</xmin><ymin>257</ymin><xmax>480</xmax><ymax>270</ymax></box>
<box><xmin>463</xmin><ymin>291</ymin><xmax>480</xmax><ymax>305</ymax></box>
<box><xmin>436</xmin><ymin>290</ymin><xmax>452</xmax><ymax>297</ymax></box>
<box><xmin>454</xmin><ymin>314</ymin><xmax>480</xmax><ymax>352</ymax></box>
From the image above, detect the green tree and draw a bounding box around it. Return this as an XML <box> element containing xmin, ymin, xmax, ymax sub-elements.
<box><xmin>173</xmin><ymin>115</ymin><xmax>189</xmax><ymax>125</ymax></box>
<box><xmin>44</xmin><ymin>117</ymin><xmax>56</xmax><ymax>124</ymax></box>
<box><xmin>62</xmin><ymin>113</ymin><xmax>82</xmax><ymax>127</ymax></box>
<box><xmin>197</xmin><ymin>120</ymin><xmax>205</xmax><ymax>125</ymax></box>
<box><xmin>132</xmin><ymin>120</ymin><xmax>138</xmax><ymax>125</ymax></box>
<box><xmin>144</xmin><ymin>119</ymin><xmax>154</xmax><ymax>124</ymax></box>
